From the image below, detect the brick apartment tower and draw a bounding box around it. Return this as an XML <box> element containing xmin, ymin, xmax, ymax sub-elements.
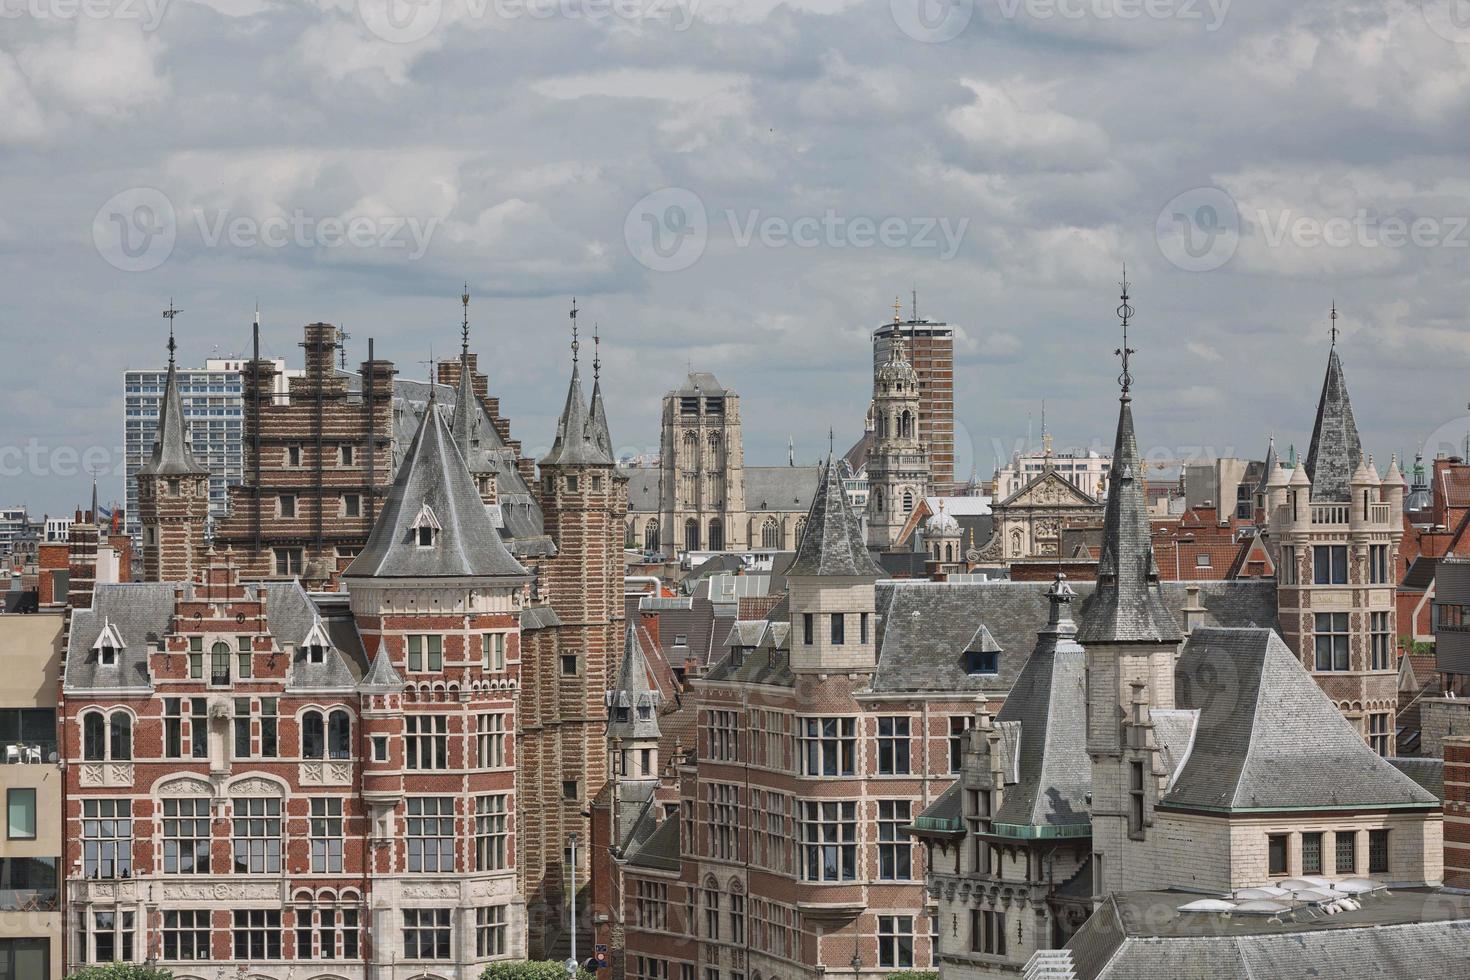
<box><xmin>137</xmin><ymin>332</ymin><xmax>210</xmax><ymax>583</ymax></box>
<box><xmin>873</xmin><ymin>301</ymin><xmax>954</xmax><ymax>490</ymax></box>
<box><xmin>1263</xmin><ymin>322</ymin><xmax>1404</xmax><ymax>752</ymax></box>
<box><xmin>522</xmin><ymin>309</ymin><xmax>628</xmax><ymax>955</ymax></box>
<box><xmin>211</xmin><ymin>321</ymin><xmax>397</xmax><ymax>587</ymax></box>
<box><xmin>866</xmin><ymin>308</ymin><xmax>930</xmax><ymax>551</ymax></box>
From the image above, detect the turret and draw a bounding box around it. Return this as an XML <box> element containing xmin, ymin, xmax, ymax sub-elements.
<box><xmin>137</xmin><ymin>318</ymin><xmax>210</xmax><ymax>582</ymax></box>
<box><xmin>1350</xmin><ymin>454</ymin><xmax>1380</xmax><ymax>530</ymax></box>
<box><xmin>789</xmin><ymin>450</ymin><xmax>885</xmax><ymax>673</ymax></box>
<box><xmin>866</xmin><ymin>298</ymin><xmax>930</xmax><ymax>550</ymax></box>
<box><xmin>606</xmin><ymin>624</ymin><xmax>661</xmax><ymax>780</ymax></box>
<box><xmin>1287</xmin><ymin>462</ymin><xmax>1311</xmax><ymax>529</ymax></box>
<box><xmin>1382</xmin><ymin>453</ymin><xmax>1406</xmax><ymax>522</ymax></box>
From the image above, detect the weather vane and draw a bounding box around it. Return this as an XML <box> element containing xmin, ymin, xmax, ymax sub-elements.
<box><xmin>1330</xmin><ymin>301</ymin><xmax>1338</xmax><ymax>348</ymax></box>
<box><xmin>1115</xmin><ymin>266</ymin><xmax>1135</xmax><ymax>395</ymax></box>
<box><xmin>461</xmin><ymin>283</ymin><xmax>471</xmax><ymax>358</ymax></box>
<box><xmin>570</xmin><ymin>298</ymin><xmax>579</xmax><ymax>363</ymax></box>
<box><xmin>162</xmin><ymin>299</ymin><xmax>183</xmax><ymax>363</ymax></box>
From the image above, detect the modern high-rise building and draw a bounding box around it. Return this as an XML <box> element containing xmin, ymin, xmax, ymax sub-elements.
<box><xmin>0</xmin><ymin>508</ymin><xmax>26</xmax><ymax>558</ymax></box>
<box><xmin>873</xmin><ymin>310</ymin><xmax>955</xmax><ymax>490</ymax></box>
<box><xmin>122</xmin><ymin>357</ymin><xmax>294</xmax><ymax>541</ymax></box>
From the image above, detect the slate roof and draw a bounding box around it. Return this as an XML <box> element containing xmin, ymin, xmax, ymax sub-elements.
<box><xmin>787</xmin><ymin>454</ymin><xmax>884</xmax><ymax>578</ymax></box>
<box><xmin>1163</xmin><ymin>628</ymin><xmax>1437</xmax><ymax>812</ymax></box>
<box><xmin>1066</xmin><ymin>889</ymin><xmax>1470</xmax><ymax>980</ymax></box>
<box><xmin>1304</xmin><ymin>346</ymin><xmax>1363</xmax><ymax>504</ymax></box>
<box><xmin>989</xmin><ymin>576</ymin><xmax>1092</xmax><ymax>830</ymax></box>
<box><xmin>624</xmin><ymin>813</ymin><xmax>681</xmax><ymax>872</ymax></box>
<box><xmin>588</xmin><ymin>377</ymin><xmax>614</xmax><ymax>461</ymax></box>
<box><xmin>1390</xmin><ymin>757</ymin><xmax>1444</xmax><ymax>800</ymax></box>
<box><xmin>138</xmin><ymin>358</ymin><xmax>208</xmax><ymax>477</ymax></box>
<box><xmin>674</xmin><ymin>372</ymin><xmax>728</xmax><ymax>396</ymax></box>
<box><xmin>359</xmin><ymin>649</ymin><xmax>405</xmax><ymax>690</ymax></box>
<box><xmin>1077</xmin><ymin>393</ymin><xmax>1180</xmax><ymax>645</ymax></box>
<box><xmin>543</xmin><ymin>361</ymin><xmax>614</xmax><ymax>467</ymax></box>
<box><xmin>1253</xmin><ymin>437</ymin><xmax>1278</xmax><ymax>495</ymax></box>
<box><xmin>608</xmin><ymin>623</ymin><xmax>662</xmax><ymax>741</ymax></box>
<box><xmin>626</xmin><ymin>468</ymin><xmax>662</xmax><ymax>514</ymax></box>
<box><xmin>867</xmin><ymin>579</ymin><xmax>1278</xmax><ymax>695</ymax></box>
<box><xmin>746</xmin><ymin>466</ymin><xmax>822</xmax><ymax>513</ymax></box>
<box><xmin>345</xmin><ymin>391</ymin><xmax>528</xmax><ymax>582</ymax></box>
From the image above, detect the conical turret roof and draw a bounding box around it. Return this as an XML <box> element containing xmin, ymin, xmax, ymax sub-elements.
<box><xmin>607</xmin><ymin>624</ymin><xmax>661</xmax><ymax>742</ymax></box>
<box><xmin>542</xmin><ymin>360</ymin><xmax>614</xmax><ymax>468</ymax></box>
<box><xmin>139</xmin><ymin>357</ymin><xmax>208</xmax><ymax>478</ymax></box>
<box><xmin>1304</xmin><ymin>346</ymin><xmax>1363</xmax><ymax>503</ymax></box>
<box><xmin>789</xmin><ymin>452</ymin><xmax>885</xmax><ymax>578</ymax></box>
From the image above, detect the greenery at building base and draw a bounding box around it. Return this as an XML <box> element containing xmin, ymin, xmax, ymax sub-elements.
<box><xmin>482</xmin><ymin>960</ymin><xmax>596</xmax><ymax>980</ymax></box>
<box><xmin>65</xmin><ymin>966</ymin><xmax>174</xmax><ymax>980</ymax></box>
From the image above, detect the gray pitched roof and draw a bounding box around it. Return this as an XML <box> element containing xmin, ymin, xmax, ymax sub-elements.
<box><xmin>541</xmin><ymin>362</ymin><xmax>614</xmax><ymax>467</ymax></box>
<box><xmin>138</xmin><ymin>359</ymin><xmax>208</xmax><ymax>477</ymax></box>
<box><xmin>1077</xmin><ymin>393</ymin><xmax>1181</xmax><ymax>645</ymax></box>
<box><xmin>787</xmin><ymin>454</ymin><xmax>884</xmax><ymax>578</ymax></box>
<box><xmin>626</xmin><ymin>468</ymin><xmax>662</xmax><ymax>514</ymax></box>
<box><xmin>359</xmin><ymin>649</ymin><xmax>405</xmax><ymax>691</ymax></box>
<box><xmin>345</xmin><ymin>392</ymin><xmax>528</xmax><ymax>582</ymax></box>
<box><xmin>64</xmin><ymin>583</ymin><xmax>178</xmax><ymax>690</ymax></box>
<box><xmin>588</xmin><ymin>377</ymin><xmax>614</xmax><ymax>461</ymax></box>
<box><xmin>1304</xmin><ymin>346</ymin><xmax>1363</xmax><ymax>503</ymax></box>
<box><xmin>1066</xmin><ymin>890</ymin><xmax>1470</xmax><ymax>980</ymax></box>
<box><xmin>608</xmin><ymin>624</ymin><xmax>662</xmax><ymax>741</ymax></box>
<box><xmin>991</xmin><ymin>577</ymin><xmax>1092</xmax><ymax>830</ymax></box>
<box><xmin>674</xmin><ymin>372</ymin><xmax>728</xmax><ymax>396</ymax></box>
<box><xmin>869</xmin><ymin>579</ymin><xmax>1277</xmax><ymax>695</ymax></box>
<box><xmin>1253</xmin><ymin>436</ymin><xmax>1278</xmax><ymax>495</ymax></box>
<box><xmin>1164</xmin><ymin>628</ymin><xmax>1437</xmax><ymax>812</ymax></box>
<box><xmin>746</xmin><ymin>466</ymin><xmax>821</xmax><ymax>513</ymax></box>
<box><xmin>624</xmin><ymin>812</ymin><xmax>681</xmax><ymax>872</ymax></box>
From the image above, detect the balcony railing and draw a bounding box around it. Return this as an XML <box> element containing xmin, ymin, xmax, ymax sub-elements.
<box><xmin>2</xmin><ymin>742</ymin><xmax>56</xmax><ymax>764</ymax></box>
<box><xmin>0</xmin><ymin>889</ymin><xmax>58</xmax><ymax>912</ymax></box>
<box><xmin>1311</xmin><ymin>504</ymin><xmax>1350</xmax><ymax>525</ymax></box>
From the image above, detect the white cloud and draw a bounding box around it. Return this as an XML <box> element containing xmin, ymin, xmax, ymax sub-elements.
<box><xmin>17</xmin><ymin>19</ymin><xmax>169</xmax><ymax>118</ymax></box>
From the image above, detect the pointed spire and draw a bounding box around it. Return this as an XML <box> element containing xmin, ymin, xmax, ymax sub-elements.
<box><xmin>607</xmin><ymin>623</ymin><xmax>661</xmax><ymax>743</ymax></box>
<box><xmin>139</xmin><ymin>323</ymin><xmax>208</xmax><ymax>478</ymax></box>
<box><xmin>1078</xmin><ymin>280</ymin><xmax>1180</xmax><ymax>645</ymax></box>
<box><xmin>359</xmin><ymin>647</ymin><xmax>405</xmax><ymax>691</ymax></box>
<box><xmin>789</xmin><ymin>451</ymin><xmax>885</xmax><ymax>578</ymax></box>
<box><xmin>1254</xmin><ymin>436</ymin><xmax>1279</xmax><ymax>495</ymax></box>
<box><xmin>542</xmin><ymin>299</ymin><xmax>613</xmax><ymax>468</ymax></box>
<box><xmin>346</xmin><ymin>389</ymin><xmax>527</xmax><ymax>582</ymax></box>
<box><xmin>588</xmin><ymin>323</ymin><xmax>614</xmax><ymax>460</ymax></box>
<box><xmin>90</xmin><ymin>478</ymin><xmax>99</xmax><ymax>525</ymax></box>
<box><xmin>1304</xmin><ymin>314</ymin><xmax>1363</xmax><ymax>503</ymax></box>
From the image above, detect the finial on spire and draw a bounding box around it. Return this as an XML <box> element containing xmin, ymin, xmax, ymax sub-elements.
<box><xmin>570</xmin><ymin>298</ymin><xmax>580</xmax><ymax>364</ymax></box>
<box><xmin>1330</xmin><ymin>300</ymin><xmax>1338</xmax><ymax>348</ymax></box>
<box><xmin>911</xmin><ymin>286</ymin><xmax>918</xmax><ymax>324</ymax></box>
<box><xmin>893</xmin><ymin>295</ymin><xmax>902</xmax><ymax>324</ymax></box>
<box><xmin>1115</xmin><ymin>266</ymin><xmax>1135</xmax><ymax>397</ymax></box>
<box><xmin>162</xmin><ymin>299</ymin><xmax>182</xmax><ymax>366</ymax></box>
<box><xmin>253</xmin><ymin>303</ymin><xmax>260</xmax><ymax>328</ymax></box>
<box><xmin>593</xmin><ymin>321</ymin><xmax>601</xmax><ymax>382</ymax></box>
<box><xmin>461</xmin><ymin>283</ymin><xmax>471</xmax><ymax>360</ymax></box>
<box><xmin>828</xmin><ymin>426</ymin><xmax>834</xmax><ymax>455</ymax></box>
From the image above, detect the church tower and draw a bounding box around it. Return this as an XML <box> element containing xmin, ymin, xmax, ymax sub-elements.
<box><xmin>1264</xmin><ymin>308</ymin><xmax>1403</xmax><ymax>753</ymax></box>
<box><xmin>866</xmin><ymin>299</ymin><xmax>930</xmax><ymax>550</ymax></box>
<box><xmin>1079</xmin><ymin>277</ymin><xmax>1182</xmax><ymax>898</ymax></box>
<box><xmin>137</xmin><ymin>320</ymin><xmax>209</xmax><ymax>583</ymax></box>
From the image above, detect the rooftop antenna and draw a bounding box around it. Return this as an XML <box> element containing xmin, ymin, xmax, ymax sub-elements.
<box><xmin>419</xmin><ymin>347</ymin><xmax>437</xmax><ymax>403</ymax></box>
<box><xmin>789</xmin><ymin>436</ymin><xmax>795</xmax><ymax>467</ymax></box>
<box><xmin>1115</xmin><ymin>265</ymin><xmax>1135</xmax><ymax>398</ymax></box>
<box><xmin>828</xmin><ymin>427</ymin><xmax>834</xmax><ymax>456</ymax></box>
<box><xmin>337</xmin><ymin>326</ymin><xmax>351</xmax><ymax>371</ymax></box>
<box><xmin>162</xmin><ymin>299</ymin><xmax>183</xmax><ymax>366</ymax></box>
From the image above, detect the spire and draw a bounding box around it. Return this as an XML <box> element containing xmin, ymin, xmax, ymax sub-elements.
<box><xmin>789</xmin><ymin>451</ymin><xmax>885</xmax><ymax>577</ymax></box>
<box><xmin>90</xmin><ymin>478</ymin><xmax>99</xmax><ymax>525</ymax></box>
<box><xmin>139</xmin><ymin>322</ymin><xmax>208</xmax><ymax>478</ymax></box>
<box><xmin>607</xmin><ymin>623</ymin><xmax>661</xmax><ymax>743</ymax></box>
<box><xmin>1254</xmin><ymin>435</ymin><xmax>1278</xmax><ymax>495</ymax></box>
<box><xmin>588</xmin><ymin>322</ymin><xmax>614</xmax><ymax>460</ymax></box>
<box><xmin>542</xmin><ymin>300</ymin><xmax>613</xmax><ymax>468</ymax></box>
<box><xmin>345</xmin><ymin>390</ymin><xmax>527</xmax><ymax>582</ymax></box>
<box><xmin>1303</xmin><ymin>311</ymin><xmax>1363</xmax><ymax>503</ymax></box>
<box><xmin>1078</xmin><ymin>280</ymin><xmax>1180</xmax><ymax>645</ymax></box>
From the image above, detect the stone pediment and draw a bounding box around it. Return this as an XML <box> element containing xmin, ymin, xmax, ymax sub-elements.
<box><xmin>996</xmin><ymin>469</ymin><xmax>1100</xmax><ymax>510</ymax></box>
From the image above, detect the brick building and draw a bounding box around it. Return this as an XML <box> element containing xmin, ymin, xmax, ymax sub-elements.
<box><xmin>61</xmin><ymin>380</ymin><xmax>530</xmax><ymax>977</ymax></box>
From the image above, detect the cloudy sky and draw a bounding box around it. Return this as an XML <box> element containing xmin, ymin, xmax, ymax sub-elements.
<box><xmin>4</xmin><ymin>0</ymin><xmax>1470</xmax><ymax>513</ymax></box>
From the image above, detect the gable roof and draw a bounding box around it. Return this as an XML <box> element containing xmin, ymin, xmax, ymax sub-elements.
<box><xmin>345</xmin><ymin>394</ymin><xmax>528</xmax><ymax>581</ymax></box>
<box><xmin>787</xmin><ymin>454</ymin><xmax>884</xmax><ymax>578</ymax></box>
<box><xmin>1304</xmin><ymin>346</ymin><xmax>1363</xmax><ymax>503</ymax></box>
<box><xmin>1163</xmin><ymin>628</ymin><xmax>1437</xmax><ymax>812</ymax></box>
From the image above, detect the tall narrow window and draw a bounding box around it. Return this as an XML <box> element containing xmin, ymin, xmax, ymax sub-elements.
<box><xmin>877</xmin><ymin>717</ymin><xmax>911</xmax><ymax>775</ymax></box>
<box><xmin>310</xmin><ymin>798</ymin><xmax>344</xmax><ymax>873</ymax></box>
<box><xmin>260</xmin><ymin>698</ymin><xmax>278</xmax><ymax>758</ymax></box>
<box><xmin>802</xmin><ymin>613</ymin><xmax>813</xmax><ymax>646</ymax></box>
<box><xmin>302</xmin><ymin>711</ymin><xmax>325</xmax><ymax>759</ymax></box>
<box><xmin>1268</xmin><ymin>834</ymin><xmax>1289</xmax><ymax>876</ymax></box>
<box><xmin>233</xmin><ymin>698</ymin><xmax>252</xmax><ymax>758</ymax></box>
<box><xmin>190</xmin><ymin>699</ymin><xmax>207</xmax><ymax>759</ymax></box>
<box><xmin>1128</xmin><ymin>761</ymin><xmax>1145</xmax><ymax>835</ymax></box>
<box><xmin>1302</xmin><ymin>832</ymin><xmax>1323</xmax><ymax>875</ymax></box>
<box><xmin>328</xmin><ymin>710</ymin><xmax>351</xmax><ymax>760</ymax></box>
<box><xmin>82</xmin><ymin>713</ymin><xmax>105</xmax><ymax>761</ymax></box>
<box><xmin>211</xmin><ymin>642</ymin><xmax>231</xmax><ymax>686</ymax></box>
<box><xmin>164</xmin><ymin>698</ymin><xmax>183</xmax><ymax>759</ymax></box>
<box><xmin>877</xmin><ymin>800</ymin><xmax>912</xmax><ymax>880</ymax></box>
<box><xmin>830</xmin><ymin>613</ymin><xmax>845</xmax><ymax>645</ymax></box>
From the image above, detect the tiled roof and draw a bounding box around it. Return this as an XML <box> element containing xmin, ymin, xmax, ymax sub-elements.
<box><xmin>625</xmin><ymin>468</ymin><xmax>662</xmax><ymax>514</ymax></box>
<box><xmin>1304</xmin><ymin>347</ymin><xmax>1363</xmax><ymax>504</ymax></box>
<box><xmin>345</xmin><ymin>394</ymin><xmax>528</xmax><ymax>582</ymax></box>
<box><xmin>787</xmin><ymin>455</ymin><xmax>884</xmax><ymax>578</ymax></box>
<box><xmin>1163</xmin><ymin>628</ymin><xmax>1437</xmax><ymax>812</ymax></box>
<box><xmin>608</xmin><ymin>624</ymin><xmax>662</xmax><ymax>741</ymax></box>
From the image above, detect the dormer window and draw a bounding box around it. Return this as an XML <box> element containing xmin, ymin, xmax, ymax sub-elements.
<box><xmin>301</xmin><ymin>621</ymin><xmax>333</xmax><ymax>664</ymax></box>
<box><xmin>412</xmin><ymin>503</ymin><xmax>442</xmax><ymax>548</ymax></box>
<box><xmin>308</xmin><ymin>645</ymin><xmax>325</xmax><ymax>664</ymax></box>
<box><xmin>99</xmin><ymin>644</ymin><xmax>116</xmax><ymax>666</ymax></box>
<box><xmin>964</xmin><ymin>650</ymin><xmax>999</xmax><ymax>675</ymax></box>
<box><xmin>92</xmin><ymin>619</ymin><xmax>126</xmax><ymax>667</ymax></box>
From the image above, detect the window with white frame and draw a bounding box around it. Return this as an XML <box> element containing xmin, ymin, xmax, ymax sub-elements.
<box><xmin>406</xmin><ymin>714</ymin><xmax>448</xmax><ymax>770</ymax></box>
<box><xmin>403</xmin><ymin>908</ymin><xmax>451</xmax><ymax>959</ymax></box>
<box><xmin>231</xmin><ymin>797</ymin><xmax>281</xmax><ymax>873</ymax></box>
<box><xmin>406</xmin><ymin>634</ymin><xmax>444</xmax><ymax>672</ymax></box>
<box><xmin>476</xmin><ymin>713</ymin><xmax>507</xmax><ymax>768</ymax></box>
<box><xmin>162</xmin><ymin>909</ymin><xmax>210</xmax><ymax>961</ymax></box>
<box><xmin>407</xmin><ymin>797</ymin><xmax>455</xmax><ymax>873</ymax></box>
<box><xmin>476</xmin><ymin>905</ymin><xmax>508</xmax><ymax>957</ymax></box>
<box><xmin>483</xmin><ymin>632</ymin><xmax>506</xmax><ymax>672</ymax></box>
<box><xmin>878</xmin><ymin>915</ymin><xmax>914</xmax><ymax>968</ymax></box>
<box><xmin>636</xmin><ymin>880</ymin><xmax>669</xmax><ymax>930</ymax></box>
<box><xmin>162</xmin><ymin>798</ymin><xmax>210</xmax><ymax>874</ymax></box>
<box><xmin>474</xmin><ymin>794</ymin><xmax>509</xmax><ymax>871</ymax></box>
<box><xmin>799</xmin><ymin>800</ymin><xmax>856</xmax><ymax>881</ymax></box>
<box><xmin>310</xmin><ymin>798</ymin><xmax>344</xmax><ymax>873</ymax></box>
<box><xmin>878</xmin><ymin>800</ymin><xmax>913</xmax><ymax>880</ymax></box>
<box><xmin>1314</xmin><ymin>612</ymin><xmax>1350</xmax><ymax>671</ymax></box>
<box><xmin>83</xmin><ymin>909</ymin><xmax>134</xmax><ymax>964</ymax></box>
<box><xmin>232</xmin><ymin>909</ymin><xmax>281</xmax><ymax>960</ymax></box>
<box><xmin>82</xmin><ymin>799</ymin><xmax>131</xmax><ymax>879</ymax></box>
<box><xmin>1371</xmin><ymin>611</ymin><xmax>1392</xmax><ymax>670</ymax></box>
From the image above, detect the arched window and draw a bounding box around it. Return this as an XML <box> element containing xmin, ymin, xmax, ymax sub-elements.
<box><xmin>685</xmin><ymin>518</ymin><xmax>700</xmax><ymax>551</ymax></box>
<box><xmin>328</xmin><ymin>710</ymin><xmax>351</xmax><ymax>760</ymax></box>
<box><xmin>794</xmin><ymin>517</ymin><xmax>807</xmax><ymax>547</ymax></box>
<box><xmin>932</xmin><ymin>544</ymin><xmax>940</xmax><ymax>560</ymax></box>
<box><xmin>945</xmin><ymin>543</ymin><xmax>954</xmax><ymax>562</ymax></box>
<box><xmin>302</xmin><ymin>711</ymin><xmax>325</xmax><ymax>759</ymax></box>
<box><xmin>709</xmin><ymin>431</ymin><xmax>724</xmax><ymax>468</ymax></box>
<box><xmin>900</xmin><ymin>411</ymin><xmax>913</xmax><ymax>438</ymax></box>
<box><xmin>83</xmin><ymin>713</ymin><xmax>105</xmax><ymax>761</ymax></box>
<box><xmin>761</xmin><ymin>519</ymin><xmax>780</xmax><ymax>550</ymax></box>
<box><xmin>708</xmin><ymin>519</ymin><xmax>725</xmax><ymax>552</ymax></box>
<box><xmin>109</xmin><ymin>712</ymin><xmax>132</xmax><ymax>762</ymax></box>
<box><xmin>211</xmin><ymin>641</ymin><xmax>231</xmax><ymax>686</ymax></box>
<box><xmin>644</xmin><ymin>520</ymin><xmax>660</xmax><ymax>552</ymax></box>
